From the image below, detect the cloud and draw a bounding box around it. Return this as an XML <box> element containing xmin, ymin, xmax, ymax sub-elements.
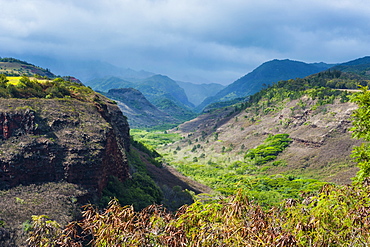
<box><xmin>1</xmin><ymin>0</ymin><xmax>370</xmax><ymax>84</ymax></box>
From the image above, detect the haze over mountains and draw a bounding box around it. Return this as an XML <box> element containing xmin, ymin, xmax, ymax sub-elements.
<box><xmin>16</xmin><ymin>56</ymin><xmax>156</xmax><ymax>82</ymax></box>
<box><xmin>2</xmin><ymin>55</ymin><xmax>370</xmax><ymax>129</ymax></box>
<box><xmin>21</xmin><ymin>54</ymin><xmax>369</xmax><ymax>127</ymax></box>
<box><xmin>87</xmin><ymin>75</ymin><xmax>197</xmax><ymax>125</ymax></box>
<box><xmin>85</xmin><ymin>59</ymin><xmax>330</xmax><ymax>125</ymax></box>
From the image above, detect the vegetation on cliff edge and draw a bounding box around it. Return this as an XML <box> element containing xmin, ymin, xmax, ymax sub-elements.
<box><xmin>0</xmin><ymin>74</ymin><xmax>97</xmax><ymax>102</ymax></box>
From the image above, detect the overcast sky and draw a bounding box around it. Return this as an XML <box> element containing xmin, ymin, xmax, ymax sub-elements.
<box><xmin>1</xmin><ymin>0</ymin><xmax>370</xmax><ymax>84</ymax></box>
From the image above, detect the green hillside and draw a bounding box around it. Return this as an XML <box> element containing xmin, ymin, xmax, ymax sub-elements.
<box><xmin>196</xmin><ymin>59</ymin><xmax>333</xmax><ymax>111</ymax></box>
<box><xmin>87</xmin><ymin>75</ymin><xmax>197</xmax><ymax>122</ymax></box>
<box><xmin>0</xmin><ymin>74</ymin><xmax>95</xmax><ymax>100</ymax></box>
<box><xmin>331</xmin><ymin>56</ymin><xmax>370</xmax><ymax>79</ymax></box>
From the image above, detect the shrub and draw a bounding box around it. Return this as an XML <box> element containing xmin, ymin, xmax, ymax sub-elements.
<box><xmin>245</xmin><ymin>134</ymin><xmax>292</xmax><ymax>165</ymax></box>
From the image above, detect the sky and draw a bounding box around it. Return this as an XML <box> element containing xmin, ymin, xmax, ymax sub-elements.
<box><xmin>1</xmin><ymin>0</ymin><xmax>370</xmax><ymax>85</ymax></box>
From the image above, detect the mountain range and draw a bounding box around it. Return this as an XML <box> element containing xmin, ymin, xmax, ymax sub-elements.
<box><xmin>195</xmin><ymin>59</ymin><xmax>335</xmax><ymax>111</ymax></box>
<box><xmin>87</xmin><ymin>75</ymin><xmax>197</xmax><ymax>123</ymax></box>
<box><xmin>82</xmin><ymin>59</ymin><xmax>337</xmax><ymax>120</ymax></box>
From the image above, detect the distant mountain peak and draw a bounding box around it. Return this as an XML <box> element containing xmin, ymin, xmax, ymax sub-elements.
<box><xmin>196</xmin><ymin>59</ymin><xmax>333</xmax><ymax>111</ymax></box>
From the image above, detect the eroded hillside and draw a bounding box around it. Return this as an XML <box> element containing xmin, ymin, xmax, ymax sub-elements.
<box><xmin>170</xmin><ymin>96</ymin><xmax>358</xmax><ymax>183</ymax></box>
<box><xmin>161</xmin><ymin>72</ymin><xmax>364</xmax><ymax>187</ymax></box>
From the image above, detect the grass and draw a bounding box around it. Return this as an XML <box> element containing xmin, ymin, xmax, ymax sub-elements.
<box><xmin>130</xmin><ymin>129</ymin><xmax>182</xmax><ymax>148</ymax></box>
<box><xmin>159</xmin><ymin>135</ymin><xmax>326</xmax><ymax>208</ymax></box>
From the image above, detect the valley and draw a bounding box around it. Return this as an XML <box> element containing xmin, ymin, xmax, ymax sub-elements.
<box><xmin>0</xmin><ymin>56</ymin><xmax>370</xmax><ymax>245</ymax></box>
<box><xmin>155</xmin><ymin>72</ymin><xmax>361</xmax><ymax>207</ymax></box>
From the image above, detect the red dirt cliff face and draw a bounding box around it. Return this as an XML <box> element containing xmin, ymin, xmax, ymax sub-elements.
<box><xmin>0</xmin><ymin>97</ymin><xmax>130</xmax><ymax>195</ymax></box>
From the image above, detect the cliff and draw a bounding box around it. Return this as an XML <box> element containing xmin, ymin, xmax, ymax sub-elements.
<box><xmin>0</xmin><ymin>95</ymin><xmax>130</xmax><ymax>194</ymax></box>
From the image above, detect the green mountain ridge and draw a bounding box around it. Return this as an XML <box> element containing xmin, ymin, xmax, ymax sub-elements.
<box><xmin>102</xmin><ymin>88</ymin><xmax>180</xmax><ymax>128</ymax></box>
<box><xmin>330</xmin><ymin>56</ymin><xmax>370</xmax><ymax>79</ymax></box>
<box><xmin>195</xmin><ymin>56</ymin><xmax>370</xmax><ymax>112</ymax></box>
<box><xmin>87</xmin><ymin>74</ymin><xmax>197</xmax><ymax>122</ymax></box>
<box><xmin>196</xmin><ymin>59</ymin><xmax>332</xmax><ymax>111</ymax></box>
<box><xmin>196</xmin><ymin>59</ymin><xmax>334</xmax><ymax>111</ymax></box>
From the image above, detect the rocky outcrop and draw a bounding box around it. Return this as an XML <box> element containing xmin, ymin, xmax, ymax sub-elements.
<box><xmin>0</xmin><ymin>96</ymin><xmax>130</xmax><ymax>194</ymax></box>
<box><xmin>0</xmin><ymin>110</ymin><xmax>37</xmax><ymax>139</ymax></box>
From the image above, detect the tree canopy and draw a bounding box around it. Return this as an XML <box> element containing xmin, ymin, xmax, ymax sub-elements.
<box><xmin>350</xmin><ymin>86</ymin><xmax>370</xmax><ymax>181</ymax></box>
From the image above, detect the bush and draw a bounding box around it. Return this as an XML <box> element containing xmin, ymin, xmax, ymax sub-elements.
<box><xmin>245</xmin><ymin>134</ymin><xmax>292</xmax><ymax>165</ymax></box>
<box><xmin>28</xmin><ymin>183</ymin><xmax>370</xmax><ymax>246</ymax></box>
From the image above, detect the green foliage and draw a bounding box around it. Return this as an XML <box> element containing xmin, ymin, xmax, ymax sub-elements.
<box><xmin>26</xmin><ymin>215</ymin><xmax>61</xmax><ymax>246</ymax></box>
<box><xmin>283</xmin><ymin>182</ymin><xmax>370</xmax><ymax>246</ymax></box>
<box><xmin>0</xmin><ymin>76</ymin><xmax>94</xmax><ymax>101</ymax></box>
<box><xmin>0</xmin><ymin>57</ymin><xmax>31</xmax><ymax>64</ymax></box>
<box><xmin>245</xmin><ymin>134</ymin><xmax>292</xmax><ymax>165</ymax></box>
<box><xmin>131</xmin><ymin>137</ymin><xmax>161</xmax><ymax>160</ymax></box>
<box><xmin>0</xmin><ymin>73</ymin><xmax>8</xmax><ymax>85</ymax></box>
<box><xmin>101</xmin><ymin>175</ymin><xmax>163</xmax><ymax>211</ymax></box>
<box><xmin>31</xmin><ymin>183</ymin><xmax>370</xmax><ymax>246</ymax></box>
<box><xmin>130</xmin><ymin>129</ymin><xmax>181</xmax><ymax>148</ymax></box>
<box><xmin>144</xmin><ymin>123</ymin><xmax>179</xmax><ymax>132</ymax></box>
<box><xmin>174</xmin><ymin>158</ymin><xmax>323</xmax><ymax>208</ymax></box>
<box><xmin>350</xmin><ymin>86</ymin><xmax>370</xmax><ymax>181</ymax></box>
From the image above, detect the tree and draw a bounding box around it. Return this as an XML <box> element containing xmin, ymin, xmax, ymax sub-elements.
<box><xmin>0</xmin><ymin>74</ymin><xmax>8</xmax><ymax>86</ymax></box>
<box><xmin>350</xmin><ymin>86</ymin><xmax>370</xmax><ymax>181</ymax></box>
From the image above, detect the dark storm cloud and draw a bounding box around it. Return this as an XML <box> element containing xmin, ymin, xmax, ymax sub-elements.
<box><xmin>1</xmin><ymin>0</ymin><xmax>370</xmax><ymax>84</ymax></box>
